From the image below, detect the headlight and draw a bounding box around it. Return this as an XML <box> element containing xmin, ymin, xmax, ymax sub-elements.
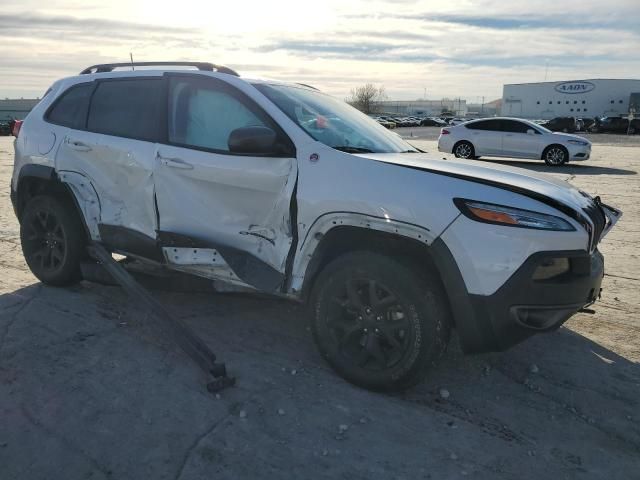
<box><xmin>567</xmin><ymin>139</ymin><xmax>589</xmax><ymax>146</ymax></box>
<box><xmin>453</xmin><ymin>199</ymin><xmax>576</xmax><ymax>231</ymax></box>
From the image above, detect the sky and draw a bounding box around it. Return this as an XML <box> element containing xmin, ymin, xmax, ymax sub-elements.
<box><xmin>1</xmin><ymin>0</ymin><xmax>639</xmax><ymax>102</ymax></box>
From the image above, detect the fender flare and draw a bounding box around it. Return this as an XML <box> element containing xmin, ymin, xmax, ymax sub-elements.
<box><xmin>289</xmin><ymin>211</ymin><xmax>435</xmax><ymax>294</ymax></box>
<box><xmin>16</xmin><ymin>165</ymin><xmax>100</xmax><ymax>240</ymax></box>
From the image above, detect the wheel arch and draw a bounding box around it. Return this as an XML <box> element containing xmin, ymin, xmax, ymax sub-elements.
<box><xmin>15</xmin><ymin>165</ymin><xmax>93</xmax><ymax>240</ymax></box>
<box><xmin>541</xmin><ymin>143</ymin><xmax>568</xmax><ymax>161</ymax></box>
<box><xmin>452</xmin><ymin>139</ymin><xmax>475</xmax><ymax>156</ymax></box>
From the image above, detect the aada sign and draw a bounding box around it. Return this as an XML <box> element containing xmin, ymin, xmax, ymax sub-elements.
<box><xmin>554</xmin><ymin>81</ymin><xmax>595</xmax><ymax>94</ymax></box>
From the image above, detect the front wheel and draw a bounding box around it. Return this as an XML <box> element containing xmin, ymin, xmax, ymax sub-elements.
<box><xmin>20</xmin><ymin>195</ymin><xmax>86</xmax><ymax>286</ymax></box>
<box><xmin>453</xmin><ymin>141</ymin><xmax>474</xmax><ymax>159</ymax></box>
<box><xmin>543</xmin><ymin>145</ymin><xmax>568</xmax><ymax>166</ymax></box>
<box><xmin>309</xmin><ymin>252</ymin><xmax>451</xmax><ymax>392</ymax></box>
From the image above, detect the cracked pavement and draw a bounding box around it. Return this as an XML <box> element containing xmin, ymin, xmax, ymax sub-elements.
<box><xmin>0</xmin><ymin>134</ymin><xmax>639</xmax><ymax>479</ymax></box>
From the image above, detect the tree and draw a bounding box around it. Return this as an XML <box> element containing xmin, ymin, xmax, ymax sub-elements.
<box><xmin>346</xmin><ymin>84</ymin><xmax>387</xmax><ymax>114</ymax></box>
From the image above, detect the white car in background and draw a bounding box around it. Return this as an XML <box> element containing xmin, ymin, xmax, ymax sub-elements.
<box><xmin>438</xmin><ymin>117</ymin><xmax>592</xmax><ymax>166</ymax></box>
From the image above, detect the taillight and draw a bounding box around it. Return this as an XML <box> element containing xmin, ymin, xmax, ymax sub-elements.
<box><xmin>441</xmin><ymin>128</ymin><xmax>450</xmax><ymax>135</ymax></box>
<box><xmin>11</xmin><ymin>120</ymin><xmax>23</xmax><ymax>137</ymax></box>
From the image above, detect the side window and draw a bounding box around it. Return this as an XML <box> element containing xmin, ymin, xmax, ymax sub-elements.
<box><xmin>87</xmin><ymin>78</ymin><xmax>163</xmax><ymax>142</ymax></box>
<box><xmin>465</xmin><ymin>121</ymin><xmax>487</xmax><ymax>130</ymax></box>
<box><xmin>168</xmin><ymin>76</ymin><xmax>270</xmax><ymax>153</ymax></box>
<box><xmin>501</xmin><ymin>120</ymin><xmax>530</xmax><ymax>133</ymax></box>
<box><xmin>468</xmin><ymin>119</ymin><xmax>502</xmax><ymax>131</ymax></box>
<box><xmin>46</xmin><ymin>83</ymin><xmax>93</xmax><ymax>130</ymax></box>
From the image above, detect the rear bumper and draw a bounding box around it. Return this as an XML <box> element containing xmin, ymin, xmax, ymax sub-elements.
<box><xmin>460</xmin><ymin>249</ymin><xmax>604</xmax><ymax>352</ymax></box>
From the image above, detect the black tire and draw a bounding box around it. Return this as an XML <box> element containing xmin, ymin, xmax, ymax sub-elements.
<box><xmin>453</xmin><ymin>141</ymin><xmax>475</xmax><ymax>159</ymax></box>
<box><xmin>309</xmin><ymin>251</ymin><xmax>451</xmax><ymax>392</ymax></box>
<box><xmin>20</xmin><ymin>195</ymin><xmax>86</xmax><ymax>286</ymax></box>
<box><xmin>543</xmin><ymin>144</ymin><xmax>568</xmax><ymax>166</ymax></box>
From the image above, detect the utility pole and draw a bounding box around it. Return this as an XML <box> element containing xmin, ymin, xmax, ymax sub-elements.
<box><xmin>544</xmin><ymin>60</ymin><xmax>549</xmax><ymax>81</ymax></box>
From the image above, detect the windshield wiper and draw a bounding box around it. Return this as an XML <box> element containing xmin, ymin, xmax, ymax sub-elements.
<box><xmin>332</xmin><ymin>146</ymin><xmax>374</xmax><ymax>153</ymax></box>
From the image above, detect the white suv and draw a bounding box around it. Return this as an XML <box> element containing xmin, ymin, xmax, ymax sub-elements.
<box><xmin>10</xmin><ymin>62</ymin><xmax>621</xmax><ymax>391</ymax></box>
<box><xmin>438</xmin><ymin>117</ymin><xmax>592</xmax><ymax>166</ymax></box>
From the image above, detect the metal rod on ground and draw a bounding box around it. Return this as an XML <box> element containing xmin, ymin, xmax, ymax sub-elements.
<box><xmin>87</xmin><ymin>243</ymin><xmax>235</xmax><ymax>393</ymax></box>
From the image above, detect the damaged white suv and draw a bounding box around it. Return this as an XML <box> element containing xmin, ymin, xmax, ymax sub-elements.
<box><xmin>11</xmin><ymin>62</ymin><xmax>621</xmax><ymax>391</ymax></box>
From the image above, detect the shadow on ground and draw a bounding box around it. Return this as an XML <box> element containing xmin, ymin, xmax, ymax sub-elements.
<box><xmin>477</xmin><ymin>158</ymin><xmax>637</xmax><ymax>176</ymax></box>
<box><xmin>1</xmin><ymin>282</ymin><xmax>639</xmax><ymax>479</ymax></box>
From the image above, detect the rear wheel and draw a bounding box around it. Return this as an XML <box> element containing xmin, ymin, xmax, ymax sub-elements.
<box><xmin>453</xmin><ymin>141</ymin><xmax>474</xmax><ymax>159</ymax></box>
<box><xmin>20</xmin><ymin>195</ymin><xmax>86</xmax><ymax>286</ymax></box>
<box><xmin>543</xmin><ymin>145</ymin><xmax>568</xmax><ymax>166</ymax></box>
<box><xmin>309</xmin><ymin>252</ymin><xmax>451</xmax><ymax>392</ymax></box>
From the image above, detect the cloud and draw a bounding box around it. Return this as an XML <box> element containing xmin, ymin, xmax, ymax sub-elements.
<box><xmin>1</xmin><ymin>1</ymin><xmax>639</xmax><ymax>101</ymax></box>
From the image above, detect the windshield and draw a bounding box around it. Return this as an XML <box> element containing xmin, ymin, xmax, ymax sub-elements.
<box><xmin>253</xmin><ymin>83</ymin><xmax>418</xmax><ymax>153</ymax></box>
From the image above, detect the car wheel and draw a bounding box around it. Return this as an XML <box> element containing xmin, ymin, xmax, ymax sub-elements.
<box><xmin>453</xmin><ymin>141</ymin><xmax>474</xmax><ymax>159</ymax></box>
<box><xmin>20</xmin><ymin>195</ymin><xmax>86</xmax><ymax>286</ymax></box>
<box><xmin>543</xmin><ymin>145</ymin><xmax>568</xmax><ymax>166</ymax></box>
<box><xmin>309</xmin><ymin>251</ymin><xmax>451</xmax><ymax>392</ymax></box>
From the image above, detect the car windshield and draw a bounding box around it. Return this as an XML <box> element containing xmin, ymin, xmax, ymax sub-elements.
<box><xmin>253</xmin><ymin>83</ymin><xmax>418</xmax><ymax>153</ymax></box>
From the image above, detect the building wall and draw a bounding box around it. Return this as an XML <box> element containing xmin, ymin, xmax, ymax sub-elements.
<box><xmin>377</xmin><ymin>99</ymin><xmax>468</xmax><ymax>117</ymax></box>
<box><xmin>0</xmin><ymin>99</ymin><xmax>41</xmax><ymax>122</ymax></box>
<box><xmin>501</xmin><ymin>79</ymin><xmax>640</xmax><ymax>119</ymax></box>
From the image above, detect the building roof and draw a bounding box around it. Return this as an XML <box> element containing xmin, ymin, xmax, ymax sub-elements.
<box><xmin>504</xmin><ymin>79</ymin><xmax>640</xmax><ymax>87</ymax></box>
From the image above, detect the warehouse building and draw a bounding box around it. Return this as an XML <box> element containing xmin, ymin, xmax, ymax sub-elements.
<box><xmin>501</xmin><ymin>79</ymin><xmax>640</xmax><ymax>119</ymax></box>
<box><xmin>0</xmin><ymin>98</ymin><xmax>41</xmax><ymax>122</ymax></box>
<box><xmin>377</xmin><ymin>99</ymin><xmax>468</xmax><ymax>117</ymax></box>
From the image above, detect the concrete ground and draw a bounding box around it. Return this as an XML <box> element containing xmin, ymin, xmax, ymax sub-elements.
<box><xmin>0</xmin><ymin>132</ymin><xmax>638</xmax><ymax>480</ymax></box>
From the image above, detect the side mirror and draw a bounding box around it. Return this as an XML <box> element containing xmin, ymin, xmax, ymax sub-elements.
<box><xmin>526</xmin><ymin>129</ymin><xmax>535</xmax><ymax>135</ymax></box>
<box><xmin>228</xmin><ymin>126</ymin><xmax>278</xmax><ymax>155</ymax></box>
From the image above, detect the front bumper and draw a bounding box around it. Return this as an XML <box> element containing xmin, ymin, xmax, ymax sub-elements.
<box><xmin>459</xmin><ymin>249</ymin><xmax>604</xmax><ymax>353</ymax></box>
<box><xmin>568</xmin><ymin>144</ymin><xmax>591</xmax><ymax>161</ymax></box>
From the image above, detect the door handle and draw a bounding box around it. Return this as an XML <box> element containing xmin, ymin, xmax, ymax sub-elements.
<box><xmin>156</xmin><ymin>153</ymin><xmax>194</xmax><ymax>170</ymax></box>
<box><xmin>66</xmin><ymin>138</ymin><xmax>92</xmax><ymax>152</ymax></box>
<box><xmin>505</xmin><ymin>134</ymin><xmax>514</xmax><ymax>137</ymax></box>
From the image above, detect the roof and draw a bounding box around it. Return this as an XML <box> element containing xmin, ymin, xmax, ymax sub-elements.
<box><xmin>504</xmin><ymin>78</ymin><xmax>640</xmax><ymax>87</ymax></box>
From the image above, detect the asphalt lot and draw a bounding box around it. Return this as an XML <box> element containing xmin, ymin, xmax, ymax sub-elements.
<box><xmin>1</xmin><ymin>131</ymin><xmax>639</xmax><ymax>479</ymax></box>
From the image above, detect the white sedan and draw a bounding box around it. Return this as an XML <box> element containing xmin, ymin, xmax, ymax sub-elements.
<box><xmin>438</xmin><ymin>117</ymin><xmax>591</xmax><ymax>166</ymax></box>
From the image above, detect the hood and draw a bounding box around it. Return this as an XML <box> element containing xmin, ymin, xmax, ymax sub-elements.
<box><xmin>551</xmin><ymin>132</ymin><xmax>591</xmax><ymax>143</ymax></box>
<box><xmin>359</xmin><ymin>152</ymin><xmax>597</xmax><ymax>218</ymax></box>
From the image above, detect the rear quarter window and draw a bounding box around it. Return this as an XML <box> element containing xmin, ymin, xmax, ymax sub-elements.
<box><xmin>45</xmin><ymin>83</ymin><xmax>94</xmax><ymax>130</ymax></box>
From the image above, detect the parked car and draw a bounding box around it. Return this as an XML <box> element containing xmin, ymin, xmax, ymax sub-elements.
<box><xmin>589</xmin><ymin>116</ymin><xmax>637</xmax><ymax>134</ymax></box>
<box><xmin>539</xmin><ymin>117</ymin><xmax>576</xmax><ymax>133</ymax></box>
<box><xmin>420</xmin><ymin>118</ymin><xmax>447</xmax><ymax>127</ymax></box>
<box><xmin>448</xmin><ymin>118</ymin><xmax>467</xmax><ymax>126</ymax></box>
<box><xmin>579</xmin><ymin>118</ymin><xmax>596</xmax><ymax>132</ymax></box>
<box><xmin>11</xmin><ymin>62</ymin><xmax>620</xmax><ymax>391</ymax></box>
<box><xmin>438</xmin><ymin>117</ymin><xmax>592</xmax><ymax>166</ymax></box>
<box><xmin>374</xmin><ymin>117</ymin><xmax>396</xmax><ymax>129</ymax></box>
<box><xmin>0</xmin><ymin>122</ymin><xmax>11</xmax><ymax>136</ymax></box>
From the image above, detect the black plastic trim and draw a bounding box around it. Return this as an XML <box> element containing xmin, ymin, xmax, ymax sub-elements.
<box><xmin>98</xmin><ymin>224</ymin><xmax>165</xmax><ymax>262</ymax></box>
<box><xmin>157</xmin><ymin>231</ymin><xmax>285</xmax><ymax>293</ymax></box>
<box><xmin>80</xmin><ymin>62</ymin><xmax>239</xmax><ymax>76</ymax></box>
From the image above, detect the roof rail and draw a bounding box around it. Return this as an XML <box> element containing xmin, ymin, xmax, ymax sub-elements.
<box><xmin>79</xmin><ymin>62</ymin><xmax>239</xmax><ymax>76</ymax></box>
<box><xmin>297</xmin><ymin>83</ymin><xmax>319</xmax><ymax>90</ymax></box>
